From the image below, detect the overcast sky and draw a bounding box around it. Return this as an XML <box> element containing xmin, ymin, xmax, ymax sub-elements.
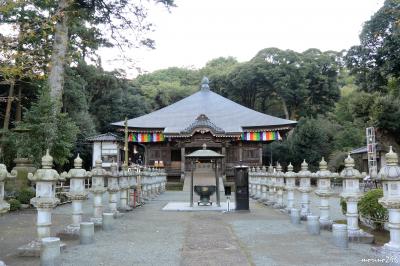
<box><xmin>99</xmin><ymin>0</ymin><xmax>384</xmax><ymax>77</ymax></box>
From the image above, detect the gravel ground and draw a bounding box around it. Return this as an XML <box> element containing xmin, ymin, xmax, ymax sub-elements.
<box><xmin>0</xmin><ymin>189</ymin><xmax>388</xmax><ymax>266</ymax></box>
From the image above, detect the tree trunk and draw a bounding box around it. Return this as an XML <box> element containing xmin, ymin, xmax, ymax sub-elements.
<box><xmin>16</xmin><ymin>86</ymin><xmax>22</xmax><ymax>121</ymax></box>
<box><xmin>280</xmin><ymin>97</ymin><xmax>290</xmax><ymax>120</ymax></box>
<box><xmin>3</xmin><ymin>80</ymin><xmax>15</xmax><ymax>130</ymax></box>
<box><xmin>48</xmin><ymin>0</ymin><xmax>70</xmax><ymax>110</ymax></box>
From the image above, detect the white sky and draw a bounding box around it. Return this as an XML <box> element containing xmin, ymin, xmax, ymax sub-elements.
<box><xmin>99</xmin><ymin>0</ymin><xmax>385</xmax><ymax>77</ymax></box>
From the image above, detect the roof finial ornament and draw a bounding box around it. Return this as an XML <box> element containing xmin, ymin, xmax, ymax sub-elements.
<box><xmin>201</xmin><ymin>77</ymin><xmax>210</xmax><ymax>91</ymax></box>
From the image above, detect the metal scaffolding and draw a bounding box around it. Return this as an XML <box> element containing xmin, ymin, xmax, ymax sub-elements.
<box><xmin>366</xmin><ymin>127</ymin><xmax>377</xmax><ymax>178</ymax></box>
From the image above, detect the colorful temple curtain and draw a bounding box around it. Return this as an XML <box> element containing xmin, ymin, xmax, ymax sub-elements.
<box><xmin>241</xmin><ymin>131</ymin><xmax>282</xmax><ymax>141</ymax></box>
<box><xmin>129</xmin><ymin>133</ymin><xmax>165</xmax><ymax>143</ymax></box>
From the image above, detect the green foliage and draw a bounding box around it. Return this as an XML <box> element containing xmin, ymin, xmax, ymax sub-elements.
<box><xmin>328</xmin><ymin>151</ymin><xmax>347</xmax><ymax>173</ymax></box>
<box><xmin>17</xmin><ymin>87</ymin><xmax>79</xmax><ymax>166</ymax></box>
<box><xmin>346</xmin><ymin>0</ymin><xmax>400</xmax><ymax>92</ymax></box>
<box><xmin>16</xmin><ymin>188</ymin><xmax>35</xmax><ymax>205</ymax></box>
<box><xmin>340</xmin><ymin>197</ymin><xmax>346</xmax><ymax>215</ymax></box>
<box><xmin>359</xmin><ymin>189</ymin><xmax>388</xmax><ymax>229</ymax></box>
<box><xmin>8</xmin><ymin>198</ymin><xmax>21</xmax><ymax>211</ymax></box>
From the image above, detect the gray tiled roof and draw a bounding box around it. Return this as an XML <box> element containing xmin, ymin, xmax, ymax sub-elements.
<box><xmin>112</xmin><ymin>79</ymin><xmax>297</xmax><ymax>134</ymax></box>
<box><xmin>86</xmin><ymin>132</ymin><xmax>122</xmax><ymax>142</ymax></box>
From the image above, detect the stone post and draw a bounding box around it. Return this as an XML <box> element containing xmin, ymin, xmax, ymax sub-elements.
<box><xmin>273</xmin><ymin>163</ymin><xmax>285</xmax><ymax>209</ymax></box>
<box><xmin>248</xmin><ymin>167</ymin><xmax>253</xmax><ymax>197</ymax></box>
<box><xmin>107</xmin><ymin>162</ymin><xmax>121</xmax><ymax>217</ymax></box>
<box><xmin>265</xmin><ymin>164</ymin><xmax>276</xmax><ymax>206</ymax></box>
<box><xmin>40</xmin><ymin>237</ymin><xmax>61</xmax><ymax>266</ymax></box>
<box><xmin>284</xmin><ymin>163</ymin><xmax>297</xmax><ymax>213</ymax></box>
<box><xmin>374</xmin><ymin>146</ymin><xmax>400</xmax><ymax>258</ymax></box>
<box><xmin>259</xmin><ymin>166</ymin><xmax>268</xmax><ymax>203</ymax></box>
<box><xmin>18</xmin><ymin>150</ymin><xmax>61</xmax><ymax>256</ymax></box>
<box><xmin>0</xmin><ymin>164</ymin><xmax>16</xmax><ymax>213</ymax></box>
<box><xmin>254</xmin><ymin>167</ymin><xmax>262</xmax><ymax>200</ymax></box>
<box><xmin>297</xmin><ymin>160</ymin><xmax>312</xmax><ymax>220</ymax></box>
<box><xmin>315</xmin><ymin>157</ymin><xmax>336</xmax><ymax>229</ymax></box>
<box><xmin>128</xmin><ymin>167</ymin><xmax>137</xmax><ymax>207</ymax></box>
<box><xmin>58</xmin><ymin>154</ymin><xmax>90</xmax><ymax>238</ymax></box>
<box><xmin>89</xmin><ymin>159</ymin><xmax>108</xmax><ymax>225</ymax></box>
<box><xmin>118</xmin><ymin>165</ymin><xmax>131</xmax><ymax>211</ymax></box>
<box><xmin>340</xmin><ymin>154</ymin><xmax>373</xmax><ymax>243</ymax></box>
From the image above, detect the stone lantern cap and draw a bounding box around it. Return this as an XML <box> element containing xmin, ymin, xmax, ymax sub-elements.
<box><xmin>275</xmin><ymin>163</ymin><xmax>285</xmax><ymax>188</ymax></box>
<box><xmin>340</xmin><ymin>154</ymin><xmax>362</xmax><ymax>179</ymax></box>
<box><xmin>297</xmin><ymin>160</ymin><xmax>312</xmax><ymax>178</ymax></box>
<box><xmin>378</xmin><ymin>146</ymin><xmax>400</xmax><ymax>181</ymax></box>
<box><xmin>90</xmin><ymin>159</ymin><xmax>109</xmax><ymax>177</ymax></box>
<box><xmin>65</xmin><ymin>154</ymin><xmax>91</xmax><ymax>179</ymax></box>
<box><xmin>285</xmin><ymin>163</ymin><xmax>297</xmax><ymax>178</ymax></box>
<box><xmin>267</xmin><ymin>164</ymin><xmax>274</xmax><ymax>175</ymax></box>
<box><xmin>0</xmin><ymin>164</ymin><xmax>17</xmax><ymax>182</ymax></box>
<box><xmin>28</xmin><ymin>150</ymin><xmax>60</xmax><ymax>182</ymax></box>
<box><xmin>315</xmin><ymin>157</ymin><xmax>337</xmax><ymax>179</ymax></box>
<box><xmin>110</xmin><ymin>161</ymin><xmax>119</xmax><ymax>178</ymax></box>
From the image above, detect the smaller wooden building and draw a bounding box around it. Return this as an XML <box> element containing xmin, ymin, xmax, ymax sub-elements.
<box><xmin>86</xmin><ymin>133</ymin><xmax>123</xmax><ymax>169</ymax></box>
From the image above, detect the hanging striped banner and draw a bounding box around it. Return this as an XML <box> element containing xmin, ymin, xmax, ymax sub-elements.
<box><xmin>128</xmin><ymin>133</ymin><xmax>165</xmax><ymax>143</ymax></box>
<box><xmin>241</xmin><ymin>131</ymin><xmax>282</xmax><ymax>141</ymax></box>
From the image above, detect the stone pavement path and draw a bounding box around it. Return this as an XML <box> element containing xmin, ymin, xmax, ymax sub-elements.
<box><xmin>0</xmin><ymin>191</ymin><xmax>384</xmax><ymax>266</ymax></box>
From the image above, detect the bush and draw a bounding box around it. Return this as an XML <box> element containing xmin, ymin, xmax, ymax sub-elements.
<box><xmin>8</xmin><ymin>199</ymin><xmax>21</xmax><ymax>211</ymax></box>
<box><xmin>340</xmin><ymin>197</ymin><xmax>346</xmax><ymax>215</ymax></box>
<box><xmin>359</xmin><ymin>189</ymin><xmax>388</xmax><ymax>229</ymax></box>
<box><xmin>16</xmin><ymin>188</ymin><xmax>35</xmax><ymax>204</ymax></box>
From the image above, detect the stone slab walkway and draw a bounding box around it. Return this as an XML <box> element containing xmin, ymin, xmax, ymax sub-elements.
<box><xmin>0</xmin><ymin>191</ymin><xmax>386</xmax><ymax>265</ymax></box>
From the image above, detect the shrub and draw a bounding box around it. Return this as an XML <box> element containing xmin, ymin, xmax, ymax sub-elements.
<box><xmin>359</xmin><ymin>189</ymin><xmax>388</xmax><ymax>229</ymax></box>
<box><xmin>8</xmin><ymin>199</ymin><xmax>21</xmax><ymax>211</ymax></box>
<box><xmin>16</xmin><ymin>188</ymin><xmax>35</xmax><ymax>204</ymax></box>
<box><xmin>340</xmin><ymin>197</ymin><xmax>346</xmax><ymax>215</ymax></box>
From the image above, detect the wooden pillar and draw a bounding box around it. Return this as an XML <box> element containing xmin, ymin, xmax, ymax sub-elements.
<box><xmin>215</xmin><ymin>160</ymin><xmax>221</xmax><ymax>207</ymax></box>
<box><xmin>239</xmin><ymin>142</ymin><xmax>243</xmax><ymax>162</ymax></box>
<box><xmin>190</xmin><ymin>160</ymin><xmax>194</xmax><ymax>207</ymax></box>
<box><xmin>181</xmin><ymin>146</ymin><xmax>185</xmax><ymax>181</ymax></box>
<box><xmin>222</xmin><ymin>146</ymin><xmax>226</xmax><ymax>175</ymax></box>
<box><xmin>259</xmin><ymin>143</ymin><xmax>263</xmax><ymax>166</ymax></box>
<box><xmin>144</xmin><ymin>145</ymin><xmax>149</xmax><ymax>166</ymax></box>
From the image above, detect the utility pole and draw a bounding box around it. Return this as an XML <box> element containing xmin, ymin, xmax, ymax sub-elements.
<box><xmin>124</xmin><ymin>117</ymin><xmax>129</xmax><ymax>167</ymax></box>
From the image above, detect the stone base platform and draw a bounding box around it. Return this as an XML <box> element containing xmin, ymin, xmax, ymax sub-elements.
<box><xmin>162</xmin><ymin>202</ymin><xmax>235</xmax><ymax>212</ymax></box>
<box><xmin>349</xmin><ymin>229</ymin><xmax>374</xmax><ymax>244</ymax></box>
<box><xmin>17</xmin><ymin>240</ymin><xmax>66</xmax><ymax>257</ymax></box>
<box><xmin>57</xmin><ymin>224</ymin><xmax>80</xmax><ymax>240</ymax></box>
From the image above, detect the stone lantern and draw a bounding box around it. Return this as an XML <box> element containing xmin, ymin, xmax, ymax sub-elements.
<box><xmin>0</xmin><ymin>164</ymin><xmax>16</xmax><ymax>213</ymax></box>
<box><xmin>315</xmin><ymin>157</ymin><xmax>336</xmax><ymax>229</ymax></box>
<box><xmin>254</xmin><ymin>167</ymin><xmax>262</xmax><ymax>200</ymax></box>
<box><xmin>284</xmin><ymin>163</ymin><xmax>297</xmax><ymax>212</ymax></box>
<box><xmin>266</xmin><ymin>164</ymin><xmax>276</xmax><ymax>206</ymax></box>
<box><xmin>59</xmin><ymin>154</ymin><xmax>91</xmax><ymax>237</ymax></box>
<box><xmin>375</xmin><ymin>146</ymin><xmax>400</xmax><ymax>256</ymax></box>
<box><xmin>274</xmin><ymin>163</ymin><xmax>285</xmax><ymax>209</ymax></box>
<box><xmin>249</xmin><ymin>167</ymin><xmax>256</xmax><ymax>198</ymax></box>
<box><xmin>119</xmin><ymin>165</ymin><xmax>132</xmax><ymax>211</ymax></box>
<box><xmin>259</xmin><ymin>166</ymin><xmax>268</xmax><ymax>203</ymax></box>
<box><xmin>340</xmin><ymin>154</ymin><xmax>373</xmax><ymax>243</ymax></box>
<box><xmin>108</xmin><ymin>161</ymin><xmax>121</xmax><ymax>216</ymax></box>
<box><xmin>19</xmin><ymin>150</ymin><xmax>61</xmax><ymax>256</ymax></box>
<box><xmin>297</xmin><ymin>160</ymin><xmax>312</xmax><ymax>220</ymax></box>
<box><xmin>89</xmin><ymin>159</ymin><xmax>108</xmax><ymax>225</ymax></box>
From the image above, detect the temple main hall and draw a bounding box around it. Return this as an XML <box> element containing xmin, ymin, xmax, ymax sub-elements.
<box><xmin>112</xmin><ymin>77</ymin><xmax>296</xmax><ymax>187</ymax></box>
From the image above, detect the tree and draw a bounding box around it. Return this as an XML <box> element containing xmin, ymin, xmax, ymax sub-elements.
<box><xmin>47</xmin><ymin>0</ymin><xmax>175</xmax><ymax>111</ymax></box>
<box><xmin>17</xmin><ymin>87</ymin><xmax>79</xmax><ymax>166</ymax></box>
<box><xmin>346</xmin><ymin>0</ymin><xmax>400</xmax><ymax>92</ymax></box>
